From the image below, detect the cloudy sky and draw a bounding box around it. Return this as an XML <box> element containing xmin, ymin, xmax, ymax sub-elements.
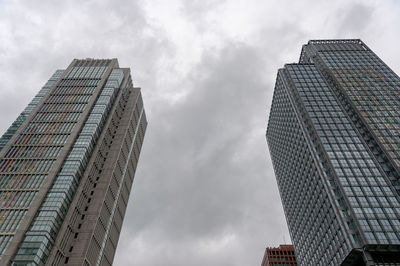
<box><xmin>0</xmin><ymin>0</ymin><xmax>400</xmax><ymax>265</ymax></box>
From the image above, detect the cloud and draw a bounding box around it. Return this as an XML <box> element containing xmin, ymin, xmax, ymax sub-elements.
<box><xmin>0</xmin><ymin>0</ymin><xmax>399</xmax><ymax>265</ymax></box>
<box><xmin>337</xmin><ymin>2</ymin><xmax>375</xmax><ymax>35</ymax></box>
<box><xmin>115</xmin><ymin>41</ymin><xmax>286</xmax><ymax>266</ymax></box>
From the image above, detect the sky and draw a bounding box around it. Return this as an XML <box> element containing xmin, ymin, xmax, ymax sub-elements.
<box><xmin>0</xmin><ymin>0</ymin><xmax>400</xmax><ymax>265</ymax></box>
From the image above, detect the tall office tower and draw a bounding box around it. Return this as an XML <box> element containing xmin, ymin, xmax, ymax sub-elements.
<box><xmin>261</xmin><ymin>244</ymin><xmax>297</xmax><ymax>266</ymax></box>
<box><xmin>0</xmin><ymin>59</ymin><xmax>147</xmax><ymax>266</ymax></box>
<box><xmin>266</xmin><ymin>40</ymin><xmax>400</xmax><ymax>265</ymax></box>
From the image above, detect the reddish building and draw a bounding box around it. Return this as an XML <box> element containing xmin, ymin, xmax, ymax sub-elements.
<box><xmin>261</xmin><ymin>245</ymin><xmax>297</xmax><ymax>266</ymax></box>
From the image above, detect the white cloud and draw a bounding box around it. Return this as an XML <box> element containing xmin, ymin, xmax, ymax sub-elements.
<box><xmin>0</xmin><ymin>0</ymin><xmax>399</xmax><ymax>265</ymax></box>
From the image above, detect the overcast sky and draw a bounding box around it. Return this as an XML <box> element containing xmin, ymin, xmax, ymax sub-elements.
<box><xmin>0</xmin><ymin>0</ymin><xmax>400</xmax><ymax>265</ymax></box>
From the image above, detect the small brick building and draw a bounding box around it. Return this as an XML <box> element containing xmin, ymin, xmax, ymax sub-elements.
<box><xmin>261</xmin><ymin>244</ymin><xmax>297</xmax><ymax>266</ymax></box>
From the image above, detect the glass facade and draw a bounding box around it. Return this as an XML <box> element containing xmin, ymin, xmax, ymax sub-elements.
<box><xmin>0</xmin><ymin>70</ymin><xmax>67</xmax><ymax>257</ymax></box>
<box><xmin>268</xmin><ymin>71</ymin><xmax>350</xmax><ymax>265</ymax></box>
<box><xmin>0</xmin><ymin>59</ymin><xmax>147</xmax><ymax>266</ymax></box>
<box><xmin>13</xmin><ymin>69</ymin><xmax>123</xmax><ymax>265</ymax></box>
<box><xmin>267</xmin><ymin>40</ymin><xmax>400</xmax><ymax>265</ymax></box>
<box><xmin>0</xmin><ymin>70</ymin><xmax>64</xmax><ymax>152</ymax></box>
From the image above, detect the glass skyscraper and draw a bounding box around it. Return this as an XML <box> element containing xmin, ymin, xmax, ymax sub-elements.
<box><xmin>0</xmin><ymin>58</ymin><xmax>147</xmax><ymax>265</ymax></box>
<box><xmin>267</xmin><ymin>40</ymin><xmax>400</xmax><ymax>265</ymax></box>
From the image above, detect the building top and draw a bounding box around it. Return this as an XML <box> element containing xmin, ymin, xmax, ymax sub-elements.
<box><xmin>266</xmin><ymin>244</ymin><xmax>294</xmax><ymax>251</ymax></box>
<box><xmin>261</xmin><ymin>244</ymin><xmax>297</xmax><ymax>266</ymax></box>
<box><xmin>299</xmin><ymin>38</ymin><xmax>369</xmax><ymax>63</ymax></box>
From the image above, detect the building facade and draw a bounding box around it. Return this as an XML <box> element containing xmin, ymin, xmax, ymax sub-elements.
<box><xmin>266</xmin><ymin>40</ymin><xmax>400</xmax><ymax>265</ymax></box>
<box><xmin>261</xmin><ymin>244</ymin><xmax>297</xmax><ymax>266</ymax></box>
<box><xmin>0</xmin><ymin>58</ymin><xmax>147</xmax><ymax>265</ymax></box>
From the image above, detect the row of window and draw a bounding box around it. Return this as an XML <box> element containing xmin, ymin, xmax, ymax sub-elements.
<box><xmin>52</xmin><ymin>86</ymin><xmax>96</xmax><ymax>95</ymax></box>
<box><xmin>46</xmin><ymin>94</ymin><xmax>91</xmax><ymax>103</ymax></box>
<box><xmin>33</xmin><ymin>112</ymin><xmax>81</xmax><ymax>122</ymax></box>
<box><xmin>352</xmin><ymin>206</ymin><xmax>400</xmax><ymax>219</ymax></box>
<box><xmin>0</xmin><ymin>175</ymin><xmax>46</xmax><ymax>190</ymax></box>
<box><xmin>364</xmin><ymin>231</ymin><xmax>398</xmax><ymax>244</ymax></box>
<box><xmin>267</xmin><ymin>263</ymin><xmax>296</xmax><ymax>266</ymax></box>
<box><xmin>66</xmin><ymin>66</ymin><xmax>107</xmax><ymax>79</ymax></box>
<box><xmin>0</xmin><ymin>191</ymin><xmax>37</xmax><ymax>209</ymax></box>
<box><xmin>322</xmin><ymin>50</ymin><xmax>385</xmax><ymax>68</ymax></box>
<box><xmin>338</xmin><ymin>175</ymin><xmax>387</xmax><ymax>187</ymax></box>
<box><xmin>358</xmin><ymin>218</ymin><xmax>400</xmax><ymax>233</ymax></box>
<box><xmin>0</xmin><ymin>210</ymin><xmax>28</xmax><ymax>233</ymax></box>
<box><xmin>14</xmin><ymin>134</ymin><xmax>70</xmax><ymax>146</ymax></box>
<box><xmin>39</xmin><ymin>103</ymin><xmax>86</xmax><ymax>113</ymax></box>
<box><xmin>58</xmin><ymin>78</ymin><xmax>99</xmax><ymax>87</ymax></box>
<box><xmin>0</xmin><ymin>235</ymin><xmax>13</xmax><ymax>257</ymax></box>
<box><xmin>51</xmin><ymin>86</ymin><xmax>98</xmax><ymax>96</ymax></box>
<box><xmin>23</xmin><ymin>122</ymin><xmax>76</xmax><ymax>134</ymax></box>
<box><xmin>268</xmin><ymin>251</ymin><xmax>295</xmax><ymax>256</ymax></box>
<box><xmin>0</xmin><ymin>159</ymin><xmax>55</xmax><ymax>173</ymax></box>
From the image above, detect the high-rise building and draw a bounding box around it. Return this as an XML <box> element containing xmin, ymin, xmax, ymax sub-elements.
<box><xmin>261</xmin><ymin>244</ymin><xmax>297</xmax><ymax>266</ymax></box>
<box><xmin>0</xmin><ymin>58</ymin><xmax>147</xmax><ymax>265</ymax></box>
<box><xmin>266</xmin><ymin>40</ymin><xmax>400</xmax><ymax>265</ymax></box>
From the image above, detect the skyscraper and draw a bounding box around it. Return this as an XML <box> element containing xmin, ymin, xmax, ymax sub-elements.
<box><xmin>266</xmin><ymin>40</ymin><xmax>400</xmax><ymax>265</ymax></box>
<box><xmin>261</xmin><ymin>244</ymin><xmax>297</xmax><ymax>266</ymax></box>
<box><xmin>0</xmin><ymin>58</ymin><xmax>147</xmax><ymax>265</ymax></box>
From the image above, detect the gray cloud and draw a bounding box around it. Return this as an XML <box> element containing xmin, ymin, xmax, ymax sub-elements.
<box><xmin>0</xmin><ymin>0</ymin><xmax>399</xmax><ymax>265</ymax></box>
<box><xmin>337</xmin><ymin>2</ymin><xmax>375</xmax><ymax>35</ymax></box>
<box><xmin>117</xmin><ymin>41</ymin><xmax>285</xmax><ymax>266</ymax></box>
